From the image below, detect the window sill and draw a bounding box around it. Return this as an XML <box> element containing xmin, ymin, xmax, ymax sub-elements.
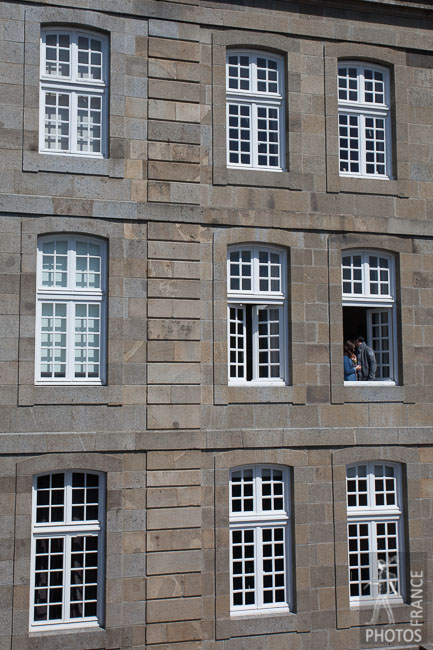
<box><xmin>334</xmin><ymin>383</ymin><xmax>405</xmax><ymax>403</ymax></box>
<box><xmin>36</xmin><ymin>380</ymin><xmax>106</xmax><ymax>386</ymax></box>
<box><xmin>337</xmin><ymin>601</ymin><xmax>414</xmax><ymax>629</ymax></box>
<box><xmin>350</xmin><ymin>597</ymin><xmax>404</xmax><ymax>608</ymax></box>
<box><xmin>327</xmin><ymin>172</ymin><xmax>408</xmax><ymax>197</ymax></box>
<box><xmin>231</xmin><ymin>606</ymin><xmax>290</xmax><ymax>617</ymax></box>
<box><xmin>343</xmin><ymin>380</ymin><xmax>396</xmax><ymax>386</ymax></box>
<box><xmin>23</xmin><ymin>151</ymin><xmax>124</xmax><ymax>178</ymax></box>
<box><xmin>215</xmin><ymin>384</ymin><xmax>306</xmax><ymax>405</ymax></box>
<box><xmin>229</xmin><ymin>380</ymin><xmax>286</xmax><ymax>388</ymax></box>
<box><xmin>30</xmin><ymin>622</ymin><xmax>102</xmax><ymax>634</ymax></box>
<box><xmin>216</xmin><ymin>609</ymin><xmax>310</xmax><ymax>639</ymax></box>
<box><xmin>18</xmin><ymin>384</ymin><xmax>122</xmax><ymax>406</ymax></box>
<box><xmin>227</xmin><ymin>165</ymin><xmax>284</xmax><ymax>173</ymax></box>
<box><xmin>213</xmin><ymin>165</ymin><xmax>312</xmax><ymax>191</ymax></box>
<box><xmin>340</xmin><ymin>173</ymin><xmax>391</xmax><ymax>181</ymax></box>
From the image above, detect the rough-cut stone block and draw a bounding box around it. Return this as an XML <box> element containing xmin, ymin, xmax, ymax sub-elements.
<box><xmin>147</xmin><ymin>597</ymin><xmax>201</xmax><ymax>623</ymax></box>
<box><xmin>147</xmin><ymin>549</ymin><xmax>202</xmax><ymax>574</ymax></box>
<box><xmin>148</xmin><ymin>319</ymin><xmax>200</xmax><ymax>340</ymax></box>
<box><xmin>147</xmin><ymin>362</ymin><xmax>200</xmax><ymax>384</ymax></box>
<box><xmin>147</xmin><ymin>405</ymin><xmax>200</xmax><ymax>429</ymax></box>
<box><xmin>149</xmin><ymin>38</ymin><xmax>200</xmax><ymax>62</ymax></box>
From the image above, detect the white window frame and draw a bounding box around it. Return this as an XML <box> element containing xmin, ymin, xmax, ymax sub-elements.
<box><xmin>227</xmin><ymin>245</ymin><xmax>288</xmax><ymax>386</ymax></box>
<box><xmin>338</xmin><ymin>62</ymin><xmax>392</xmax><ymax>179</ymax></box>
<box><xmin>40</xmin><ymin>29</ymin><xmax>109</xmax><ymax>157</ymax></box>
<box><xmin>30</xmin><ymin>470</ymin><xmax>105</xmax><ymax>631</ymax></box>
<box><xmin>35</xmin><ymin>235</ymin><xmax>107</xmax><ymax>385</ymax></box>
<box><xmin>346</xmin><ymin>461</ymin><xmax>404</xmax><ymax>608</ymax></box>
<box><xmin>226</xmin><ymin>50</ymin><xmax>285</xmax><ymax>171</ymax></box>
<box><xmin>342</xmin><ymin>249</ymin><xmax>397</xmax><ymax>385</ymax></box>
<box><xmin>229</xmin><ymin>465</ymin><xmax>291</xmax><ymax>616</ymax></box>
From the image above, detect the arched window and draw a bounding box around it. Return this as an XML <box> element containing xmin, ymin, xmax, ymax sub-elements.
<box><xmin>36</xmin><ymin>235</ymin><xmax>107</xmax><ymax>384</ymax></box>
<box><xmin>30</xmin><ymin>470</ymin><xmax>105</xmax><ymax>629</ymax></box>
<box><xmin>227</xmin><ymin>245</ymin><xmax>288</xmax><ymax>384</ymax></box>
<box><xmin>346</xmin><ymin>462</ymin><xmax>404</xmax><ymax>606</ymax></box>
<box><xmin>230</xmin><ymin>465</ymin><xmax>291</xmax><ymax>614</ymax></box>
<box><xmin>40</xmin><ymin>28</ymin><xmax>109</xmax><ymax>156</ymax></box>
<box><xmin>338</xmin><ymin>62</ymin><xmax>391</xmax><ymax>178</ymax></box>
<box><xmin>342</xmin><ymin>250</ymin><xmax>397</xmax><ymax>382</ymax></box>
<box><xmin>226</xmin><ymin>51</ymin><xmax>285</xmax><ymax>170</ymax></box>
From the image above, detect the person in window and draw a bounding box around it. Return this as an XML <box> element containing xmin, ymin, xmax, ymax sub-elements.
<box><xmin>344</xmin><ymin>341</ymin><xmax>359</xmax><ymax>381</ymax></box>
<box><xmin>355</xmin><ymin>336</ymin><xmax>377</xmax><ymax>381</ymax></box>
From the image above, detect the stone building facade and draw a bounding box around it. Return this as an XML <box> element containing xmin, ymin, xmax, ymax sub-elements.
<box><xmin>0</xmin><ymin>0</ymin><xmax>433</xmax><ymax>649</ymax></box>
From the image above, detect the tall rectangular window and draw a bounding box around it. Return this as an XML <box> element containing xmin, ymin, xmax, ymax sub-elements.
<box><xmin>342</xmin><ymin>250</ymin><xmax>397</xmax><ymax>382</ymax></box>
<box><xmin>40</xmin><ymin>29</ymin><xmax>108</xmax><ymax>156</ymax></box>
<box><xmin>226</xmin><ymin>51</ymin><xmax>284</xmax><ymax>170</ymax></box>
<box><xmin>346</xmin><ymin>462</ymin><xmax>404</xmax><ymax>606</ymax></box>
<box><xmin>338</xmin><ymin>63</ymin><xmax>391</xmax><ymax>178</ymax></box>
<box><xmin>227</xmin><ymin>245</ymin><xmax>288</xmax><ymax>385</ymax></box>
<box><xmin>31</xmin><ymin>471</ymin><xmax>105</xmax><ymax>630</ymax></box>
<box><xmin>36</xmin><ymin>236</ymin><xmax>107</xmax><ymax>384</ymax></box>
<box><xmin>230</xmin><ymin>466</ymin><xmax>291</xmax><ymax>615</ymax></box>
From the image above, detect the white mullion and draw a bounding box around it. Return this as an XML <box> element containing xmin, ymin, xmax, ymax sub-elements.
<box><xmin>251</xmin><ymin>54</ymin><xmax>257</xmax><ymax>93</ymax></box>
<box><xmin>39</xmin><ymin>88</ymin><xmax>45</xmax><ymax>152</ymax></box>
<box><xmin>284</xmin><ymin>520</ymin><xmax>291</xmax><ymax>608</ymax></box>
<box><xmin>253</xmin><ymin>466</ymin><xmax>259</xmax><ymax>513</ymax></box>
<box><xmin>229</xmin><ymin>526</ymin><xmax>235</xmax><ymax>609</ymax></box>
<box><xmin>65</xmin><ymin>300</ymin><xmax>74</xmax><ymax>382</ymax></box>
<box><xmin>96</xmin><ymin>482</ymin><xmax>105</xmax><ymax>625</ymax></box>
<box><xmin>68</xmin><ymin>244</ymin><xmax>76</xmax><ymax>382</ymax></box>
<box><xmin>64</xmin><ymin>532</ymin><xmax>72</xmax><ymax>623</ymax></box>
<box><xmin>35</xmin><ymin>298</ymin><xmax>42</xmax><ymax>381</ymax></box>
<box><xmin>358</xmin><ymin>113</ymin><xmax>366</xmax><ymax>176</ymax></box>
<box><xmin>281</xmin><ymin>303</ymin><xmax>288</xmax><ymax>383</ymax></box>
<box><xmin>99</xmin><ymin>291</ymin><xmax>106</xmax><ymax>383</ymax></box>
<box><xmin>385</xmin><ymin>112</ymin><xmax>392</xmax><ymax>178</ymax></box>
<box><xmin>359</xmin><ymin>67</ymin><xmax>365</xmax><ymax>104</ymax></box>
<box><xmin>29</xmin><ymin>535</ymin><xmax>37</xmax><ymax>625</ymax></box>
<box><xmin>60</xmin><ymin>472</ymin><xmax>71</xmax><ymax>624</ymax></box>
<box><xmin>71</xmin><ymin>32</ymin><xmax>78</xmax><ymax>84</ymax></box>
<box><xmin>255</xmin><ymin>525</ymin><xmax>263</xmax><ymax>608</ymax></box>
<box><xmin>368</xmin><ymin>516</ymin><xmax>378</xmax><ymax>600</ymax></box>
<box><xmin>362</xmin><ymin>252</ymin><xmax>369</xmax><ymax>296</ymax></box>
<box><xmin>70</xmin><ymin>91</ymin><xmax>77</xmax><ymax>154</ymax></box>
<box><xmin>279</xmin><ymin>99</ymin><xmax>285</xmax><ymax>169</ymax></box>
<box><xmin>391</xmin><ymin>305</ymin><xmax>398</xmax><ymax>384</ymax></box>
<box><xmin>251</xmin><ymin>305</ymin><xmax>259</xmax><ymax>382</ymax></box>
<box><xmin>251</xmin><ymin>102</ymin><xmax>258</xmax><ymax>169</ymax></box>
<box><xmin>101</xmin><ymin>87</ymin><xmax>108</xmax><ymax>158</ymax></box>
<box><xmin>251</xmin><ymin>251</ymin><xmax>260</xmax><ymax>382</ymax></box>
<box><xmin>65</xmin><ymin>470</ymin><xmax>72</xmax><ymax>525</ymax></box>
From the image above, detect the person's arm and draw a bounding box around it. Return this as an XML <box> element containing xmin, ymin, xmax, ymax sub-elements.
<box><xmin>367</xmin><ymin>348</ymin><xmax>377</xmax><ymax>379</ymax></box>
<box><xmin>343</xmin><ymin>356</ymin><xmax>350</xmax><ymax>378</ymax></box>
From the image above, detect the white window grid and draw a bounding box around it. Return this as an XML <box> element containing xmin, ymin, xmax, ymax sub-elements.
<box><xmin>341</xmin><ymin>249</ymin><xmax>397</xmax><ymax>383</ymax></box>
<box><xmin>30</xmin><ymin>471</ymin><xmax>105</xmax><ymax>631</ymax></box>
<box><xmin>36</xmin><ymin>236</ymin><xmax>107</xmax><ymax>385</ymax></box>
<box><xmin>40</xmin><ymin>29</ymin><xmax>108</xmax><ymax>157</ymax></box>
<box><xmin>368</xmin><ymin>309</ymin><xmax>393</xmax><ymax>380</ymax></box>
<box><xmin>226</xmin><ymin>51</ymin><xmax>285</xmax><ymax>170</ymax></box>
<box><xmin>227</xmin><ymin>246</ymin><xmax>288</xmax><ymax>385</ymax></box>
<box><xmin>346</xmin><ymin>462</ymin><xmax>404</xmax><ymax>606</ymax></box>
<box><xmin>342</xmin><ymin>251</ymin><xmax>394</xmax><ymax>302</ymax></box>
<box><xmin>229</xmin><ymin>466</ymin><xmax>291</xmax><ymax>615</ymax></box>
<box><xmin>338</xmin><ymin>62</ymin><xmax>391</xmax><ymax>179</ymax></box>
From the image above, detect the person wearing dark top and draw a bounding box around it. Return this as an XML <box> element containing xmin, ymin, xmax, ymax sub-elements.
<box><xmin>355</xmin><ymin>336</ymin><xmax>377</xmax><ymax>380</ymax></box>
<box><xmin>344</xmin><ymin>340</ymin><xmax>360</xmax><ymax>381</ymax></box>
